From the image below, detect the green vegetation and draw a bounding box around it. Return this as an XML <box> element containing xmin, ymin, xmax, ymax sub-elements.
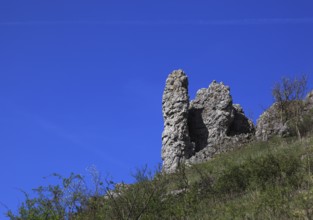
<box><xmin>7</xmin><ymin>135</ymin><xmax>313</xmax><ymax>219</ymax></box>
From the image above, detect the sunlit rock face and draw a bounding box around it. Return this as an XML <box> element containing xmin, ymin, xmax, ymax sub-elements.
<box><xmin>161</xmin><ymin>70</ymin><xmax>255</xmax><ymax>173</ymax></box>
<box><xmin>255</xmin><ymin>103</ymin><xmax>289</xmax><ymax>141</ymax></box>
<box><xmin>161</xmin><ymin>70</ymin><xmax>193</xmax><ymax>173</ymax></box>
<box><xmin>187</xmin><ymin>81</ymin><xmax>255</xmax><ymax>164</ymax></box>
<box><xmin>255</xmin><ymin>90</ymin><xmax>313</xmax><ymax>141</ymax></box>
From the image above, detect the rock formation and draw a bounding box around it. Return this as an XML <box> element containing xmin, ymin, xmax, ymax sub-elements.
<box><xmin>188</xmin><ymin>81</ymin><xmax>234</xmax><ymax>153</ymax></box>
<box><xmin>161</xmin><ymin>70</ymin><xmax>255</xmax><ymax>173</ymax></box>
<box><xmin>256</xmin><ymin>90</ymin><xmax>313</xmax><ymax>141</ymax></box>
<box><xmin>161</xmin><ymin>70</ymin><xmax>193</xmax><ymax>173</ymax></box>
<box><xmin>187</xmin><ymin>81</ymin><xmax>255</xmax><ymax>164</ymax></box>
<box><xmin>255</xmin><ymin>103</ymin><xmax>289</xmax><ymax>141</ymax></box>
<box><xmin>304</xmin><ymin>90</ymin><xmax>313</xmax><ymax>112</ymax></box>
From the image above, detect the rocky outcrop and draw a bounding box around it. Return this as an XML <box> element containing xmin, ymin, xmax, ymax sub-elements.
<box><xmin>188</xmin><ymin>81</ymin><xmax>233</xmax><ymax>153</ymax></box>
<box><xmin>161</xmin><ymin>70</ymin><xmax>193</xmax><ymax>173</ymax></box>
<box><xmin>255</xmin><ymin>103</ymin><xmax>289</xmax><ymax>141</ymax></box>
<box><xmin>161</xmin><ymin>70</ymin><xmax>255</xmax><ymax>173</ymax></box>
<box><xmin>256</xmin><ymin>90</ymin><xmax>313</xmax><ymax>141</ymax></box>
<box><xmin>305</xmin><ymin>90</ymin><xmax>313</xmax><ymax>112</ymax></box>
<box><xmin>187</xmin><ymin>81</ymin><xmax>255</xmax><ymax>164</ymax></box>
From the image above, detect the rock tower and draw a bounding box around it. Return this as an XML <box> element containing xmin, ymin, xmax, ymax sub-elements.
<box><xmin>161</xmin><ymin>70</ymin><xmax>193</xmax><ymax>173</ymax></box>
<box><xmin>161</xmin><ymin>70</ymin><xmax>255</xmax><ymax>173</ymax></box>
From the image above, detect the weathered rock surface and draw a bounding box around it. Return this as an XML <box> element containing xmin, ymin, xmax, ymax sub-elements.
<box><xmin>256</xmin><ymin>90</ymin><xmax>313</xmax><ymax>141</ymax></box>
<box><xmin>188</xmin><ymin>81</ymin><xmax>233</xmax><ymax>152</ymax></box>
<box><xmin>255</xmin><ymin>103</ymin><xmax>289</xmax><ymax>141</ymax></box>
<box><xmin>305</xmin><ymin>90</ymin><xmax>313</xmax><ymax>112</ymax></box>
<box><xmin>161</xmin><ymin>70</ymin><xmax>255</xmax><ymax>172</ymax></box>
<box><xmin>161</xmin><ymin>70</ymin><xmax>193</xmax><ymax>173</ymax></box>
<box><xmin>187</xmin><ymin>81</ymin><xmax>255</xmax><ymax>164</ymax></box>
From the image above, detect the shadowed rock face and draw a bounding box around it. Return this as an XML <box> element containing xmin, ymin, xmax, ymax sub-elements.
<box><xmin>161</xmin><ymin>70</ymin><xmax>255</xmax><ymax>173</ymax></box>
<box><xmin>229</xmin><ymin>104</ymin><xmax>255</xmax><ymax>136</ymax></box>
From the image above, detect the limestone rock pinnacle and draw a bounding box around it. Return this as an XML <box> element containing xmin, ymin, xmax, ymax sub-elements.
<box><xmin>161</xmin><ymin>70</ymin><xmax>255</xmax><ymax>173</ymax></box>
<box><xmin>161</xmin><ymin>70</ymin><xmax>193</xmax><ymax>173</ymax></box>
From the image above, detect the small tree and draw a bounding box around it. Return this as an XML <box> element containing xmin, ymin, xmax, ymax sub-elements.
<box><xmin>272</xmin><ymin>74</ymin><xmax>308</xmax><ymax>139</ymax></box>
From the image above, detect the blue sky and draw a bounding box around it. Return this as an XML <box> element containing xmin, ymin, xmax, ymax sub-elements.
<box><xmin>1</xmin><ymin>0</ymin><xmax>313</xmax><ymax>217</ymax></box>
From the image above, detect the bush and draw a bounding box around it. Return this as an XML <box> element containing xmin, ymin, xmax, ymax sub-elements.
<box><xmin>216</xmin><ymin>164</ymin><xmax>250</xmax><ymax>194</ymax></box>
<box><xmin>7</xmin><ymin>173</ymin><xmax>88</xmax><ymax>220</ymax></box>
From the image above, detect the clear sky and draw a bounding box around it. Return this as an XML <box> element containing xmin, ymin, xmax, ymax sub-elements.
<box><xmin>1</xmin><ymin>0</ymin><xmax>313</xmax><ymax>217</ymax></box>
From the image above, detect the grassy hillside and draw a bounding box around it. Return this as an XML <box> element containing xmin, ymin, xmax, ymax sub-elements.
<box><xmin>7</xmin><ymin>135</ymin><xmax>313</xmax><ymax>219</ymax></box>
